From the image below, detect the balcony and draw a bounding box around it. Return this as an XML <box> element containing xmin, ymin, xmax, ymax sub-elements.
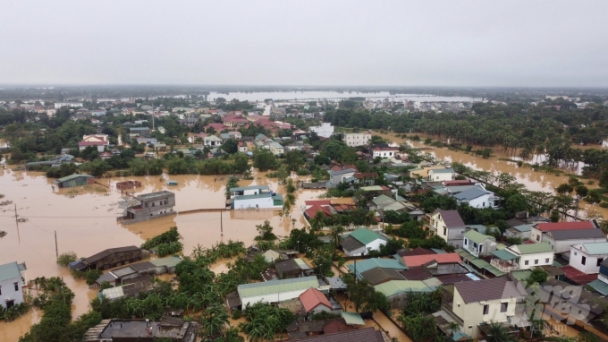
<box><xmin>467</xmin><ymin>245</ymin><xmax>480</xmax><ymax>258</ymax></box>
<box><xmin>491</xmin><ymin>258</ymin><xmax>519</xmax><ymax>273</ymax></box>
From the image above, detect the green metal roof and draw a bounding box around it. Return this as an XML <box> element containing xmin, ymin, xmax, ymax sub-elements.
<box><xmin>512</xmin><ymin>224</ymin><xmax>533</xmax><ymax>232</ymax></box>
<box><xmin>348</xmin><ymin>228</ymin><xmax>386</xmax><ymax>245</ymax></box>
<box><xmin>510</xmin><ymin>270</ymin><xmax>532</xmax><ymax>282</ymax></box>
<box><xmin>347</xmin><ymin>258</ymin><xmax>406</xmax><ymax>275</ymax></box>
<box><xmin>372</xmin><ymin>195</ymin><xmax>395</xmax><ymax>207</ymax></box>
<box><xmin>55</xmin><ymin>173</ymin><xmax>92</xmax><ymax>182</ymax></box>
<box><xmin>341</xmin><ymin>312</ymin><xmax>365</xmax><ymax>325</ymax></box>
<box><xmin>588</xmin><ymin>280</ymin><xmax>608</xmax><ymax>296</ymax></box>
<box><xmin>583</xmin><ymin>242</ymin><xmax>608</xmax><ymax>255</ymax></box>
<box><xmin>492</xmin><ymin>249</ymin><xmax>518</xmax><ymax>261</ymax></box>
<box><xmin>374</xmin><ymin>280</ymin><xmax>433</xmax><ymax>297</ymax></box>
<box><xmin>0</xmin><ymin>262</ymin><xmax>22</xmax><ymax>283</ymax></box>
<box><xmin>455</xmin><ymin>248</ymin><xmax>476</xmax><ymax>261</ymax></box>
<box><xmin>513</xmin><ymin>243</ymin><xmax>553</xmax><ymax>255</ymax></box>
<box><xmin>470</xmin><ymin>258</ymin><xmax>491</xmax><ymax>268</ymax></box>
<box><xmin>238</xmin><ymin>276</ymin><xmax>319</xmax><ymax>298</ymax></box>
<box><xmin>150</xmin><ymin>256</ymin><xmax>181</xmax><ymax>268</ymax></box>
<box><xmin>464</xmin><ymin>230</ymin><xmax>495</xmax><ymax>244</ymax></box>
<box><xmin>483</xmin><ymin>265</ymin><xmax>506</xmax><ymax>277</ymax></box>
<box><xmin>232</xmin><ymin>193</ymin><xmax>273</xmax><ymax>202</ymax></box>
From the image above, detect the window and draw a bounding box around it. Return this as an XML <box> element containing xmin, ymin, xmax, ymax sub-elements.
<box><xmin>525</xmin><ymin>260</ymin><xmax>529</xmax><ymax>265</ymax></box>
<box><xmin>534</xmin><ymin>259</ymin><xmax>539</xmax><ymax>265</ymax></box>
<box><xmin>536</xmin><ymin>235</ymin><xmax>540</xmax><ymax>241</ymax></box>
<box><xmin>0</xmin><ymin>286</ymin><xmax>2</xmax><ymax>295</ymax></box>
<box><xmin>501</xmin><ymin>302</ymin><xmax>509</xmax><ymax>312</ymax></box>
<box><xmin>546</xmin><ymin>258</ymin><xmax>550</xmax><ymax>263</ymax></box>
<box><xmin>14</xmin><ymin>282</ymin><xmax>18</xmax><ymax>291</ymax></box>
<box><xmin>464</xmin><ymin>239</ymin><xmax>468</xmax><ymax>246</ymax></box>
<box><xmin>483</xmin><ymin>305</ymin><xmax>489</xmax><ymax>315</ymax></box>
<box><xmin>598</xmin><ymin>258</ymin><xmax>604</xmax><ymax>267</ymax></box>
<box><xmin>582</xmin><ymin>256</ymin><xmax>587</xmax><ymax>265</ymax></box>
<box><xmin>473</xmin><ymin>242</ymin><xmax>478</xmax><ymax>248</ymax></box>
<box><xmin>443</xmin><ymin>227</ymin><xmax>447</xmax><ymax>236</ymax></box>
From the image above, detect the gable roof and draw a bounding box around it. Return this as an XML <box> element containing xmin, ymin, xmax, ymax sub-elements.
<box><xmin>340</xmin><ymin>235</ymin><xmax>365</xmax><ymax>252</ymax></box>
<box><xmin>85</xmin><ymin>246</ymin><xmax>140</xmax><ymax>265</ymax></box>
<box><xmin>464</xmin><ymin>230</ymin><xmax>495</xmax><ymax>244</ymax></box>
<box><xmin>397</xmin><ymin>247</ymin><xmax>436</xmax><ymax>257</ymax></box>
<box><xmin>238</xmin><ymin>276</ymin><xmax>319</xmax><ymax>298</ymax></box>
<box><xmin>547</xmin><ymin>228</ymin><xmax>605</xmax><ymax>241</ymax></box>
<box><xmin>509</xmin><ymin>243</ymin><xmax>553</xmax><ymax>255</ymax></box>
<box><xmin>0</xmin><ymin>262</ymin><xmax>24</xmax><ymax>283</ymax></box>
<box><xmin>535</xmin><ymin>221</ymin><xmax>596</xmax><ymax>232</ymax></box>
<box><xmin>432</xmin><ymin>209</ymin><xmax>465</xmax><ymax>228</ymax></box>
<box><xmin>347</xmin><ymin>258</ymin><xmax>406</xmax><ymax>275</ymax></box>
<box><xmin>452</xmin><ymin>187</ymin><xmax>490</xmax><ymax>201</ymax></box>
<box><xmin>581</xmin><ymin>242</ymin><xmax>608</xmax><ymax>255</ymax></box>
<box><xmin>348</xmin><ymin>228</ymin><xmax>386</xmax><ymax>245</ymax></box>
<box><xmin>401</xmin><ymin>253</ymin><xmax>462</xmax><ymax>267</ymax></box>
<box><xmin>374</xmin><ymin>280</ymin><xmax>434</xmax><ymax>297</ymax></box>
<box><xmin>360</xmin><ymin>267</ymin><xmax>406</xmax><ymax>285</ymax></box>
<box><xmin>429</xmin><ymin>168</ymin><xmax>455</xmax><ymax>174</ymax></box>
<box><xmin>454</xmin><ymin>277</ymin><xmax>525</xmax><ymax>304</ymax></box>
<box><xmin>292</xmin><ymin>327</ymin><xmax>384</xmax><ymax>342</ymax></box>
<box><xmin>299</xmin><ymin>287</ymin><xmax>332</xmax><ymax>312</ymax></box>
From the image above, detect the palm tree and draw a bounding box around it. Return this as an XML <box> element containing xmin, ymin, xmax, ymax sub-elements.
<box><xmin>201</xmin><ymin>305</ymin><xmax>229</xmax><ymax>338</ymax></box>
<box><xmin>447</xmin><ymin>321</ymin><xmax>460</xmax><ymax>337</ymax></box>
<box><xmin>330</xmin><ymin>225</ymin><xmax>345</xmax><ymax>249</ymax></box>
<box><xmin>484</xmin><ymin>322</ymin><xmax>516</xmax><ymax>342</ymax></box>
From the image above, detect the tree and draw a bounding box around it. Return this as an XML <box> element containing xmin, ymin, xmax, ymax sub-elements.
<box><xmin>255</xmin><ymin>220</ymin><xmax>277</xmax><ymax>241</ymax></box>
<box><xmin>484</xmin><ymin>322</ymin><xmax>516</xmax><ymax>342</ymax></box>
<box><xmin>527</xmin><ymin>268</ymin><xmax>548</xmax><ymax>285</ymax></box>
<box><xmin>200</xmin><ymin>305</ymin><xmax>230</xmax><ymax>339</ymax></box>
<box><xmin>221</xmin><ymin>139</ymin><xmax>239</xmax><ymax>154</ymax></box>
<box><xmin>575</xmin><ymin>185</ymin><xmax>589</xmax><ymax>198</ymax></box>
<box><xmin>600</xmin><ymin>169</ymin><xmax>608</xmax><ymax>189</ymax></box>
<box><xmin>253</xmin><ymin>149</ymin><xmax>278</xmax><ymax>171</ymax></box>
<box><xmin>312</xmin><ymin>246</ymin><xmax>334</xmax><ymax>276</ymax></box>
<box><xmin>343</xmin><ymin>275</ymin><xmax>389</xmax><ymax>313</ymax></box>
<box><xmin>556</xmin><ymin>183</ymin><xmax>573</xmax><ymax>195</ymax></box>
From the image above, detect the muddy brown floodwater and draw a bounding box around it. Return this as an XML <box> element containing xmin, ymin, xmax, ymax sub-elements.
<box><xmin>0</xmin><ymin>168</ymin><xmax>322</xmax><ymax>341</ymax></box>
<box><xmin>376</xmin><ymin>132</ymin><xmax>607</xmax><ymax>220</ymax></box>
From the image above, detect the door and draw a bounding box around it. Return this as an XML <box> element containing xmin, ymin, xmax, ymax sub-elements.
<box><xmin>6</xmin><ymin>299</ymin><xmax>15</xmax><ymax>309</ymax></box>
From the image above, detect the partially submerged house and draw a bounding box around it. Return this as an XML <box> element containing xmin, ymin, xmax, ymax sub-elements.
<box><xmin>0</xmin><ymin>261</ymin><xmax>27</xmax><ymax>309</ymax></box>
<box><xmin>70</xmin><ymin>246</ymin><xmax>143</xmax><ymax>272</ymax></box>
<box><xmin>53</xmin><ymin>174</ymin><xmax>95</xmax><ymax>188</ymax></box>
<box><xmin>119</xmin><ymin>191</ymin><xmax>176</xmax><ymax>225</ymax></box>
<box><xmin>237</xmin><ymin>276</ymin><xmax>320</xmax><ymax>307</ymax></box>
<box><xmin>83</xmin><ymin>317</ymin><xmax>197</xmax><ymax>342</ymax></box>
<box><xmin>375</xmin><ymin>280</ymin><xmax>435</xmax><ymax>309</ymax></box>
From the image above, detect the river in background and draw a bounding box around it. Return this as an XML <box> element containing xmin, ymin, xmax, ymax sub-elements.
<box><xmin>0</xmin><ymin>169</ymin><xmax>322</xmax><ymax>341</ymax></box>
<box><xmin>208</xmin><ymin>91</ymin><xmax>481</xmax><ymax>103</ymax></box>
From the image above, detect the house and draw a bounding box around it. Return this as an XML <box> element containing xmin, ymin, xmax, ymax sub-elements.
<box><xmin>275</xmin><ymin>258</ymin><xmax>312</xmax><ymax>279</ymax></box>
<box><xmin>490</xmin><ymin>243</ymin><xmax>554</xmax><ymax>273</ymax></box>
<box><xmin>429</xmin><ymin>209</ymin><xmax>466</xmax><ymax>248</ymax></box>
<box><xmin>223</xmin><ymin>115</ymin><xmax>249</xmax><ymax>127</ymax></box>
<box><xmin>462</xmin><ymin>230</ymin><xmax>496</xmax><ymax>258</ymax></box>
<box><xmin>327</xmin><ymin>168</ymin><xmax>356</xmax><ymax>186</ymax></box>
<box><xmin>347</xmin><ymin>258</ymin><xmax>406</xmax><ymax>278</ymax></box>
<box><xmin>70</xmin><ymin>246</ymin><xmax>143</xmax><ymax>272</ymax></box>
<box><xmin>569</xmin><ymin>242</ymin><xmax>608</xmax><ymax>274</ymax></box>
<box><xmin>372</xmin><ymin>145</ymin><xmax>399</xmax><ymax>158</ymax></box>
<box><xmin>446</xmin><ymin>277</ymin><xmax>526</xmax><ymax>339</ymax></box>
<box><xmin>119</xmin><ymin>191</ymin><xmax>176</xmax><ymax>225</ymax></box>
<box><xmin>505</xmin><ymin>224</ymin><xmax>534</xmax><ymax>240</ymax></box>
<box><xmin>0</xmin><ymin>262</ymin><xmax>27</xmax><ymax>309</ymax></box>
<box><xmin>203</xmin><ymin>135</ymin><xmax>222</xmax><ymax>147</ymax></box>
<box><xmin>83</xmin><ymin>317</ymin><xmax>197</xmax><ymax>342</ymax></box>
<box><xmin>53</xmin><ymin>174</ymin><xmax>95</xmax><ymax>188</ymax></box>
<box><xmin>238</xmin><ymin>276</ymin><xmax>320</xmax><ymax>307</ymax></box>
<box><xmin>269</xmin><ymin>141</ymin><xmax>284</xmax><ymax>156</ymax></box>
<box><xmin>299</xmin><ymin>287</ymin><xmax>333</xmax><ymax>315</ymax></box>
<box><xmin>340</xmin><ymin>228</ymin><xmax>387</xmax><ymax>257</ymax></box>
<box><xmin>375</xmin><ymin>280</ymin><xmax>435</xmax><ymax>309</ymax></box>
<box><xmin>309</xmin><ymin>122</ymin><xmax>334</xmax><ymax>138</ymax></box>
<box><xmin>95</xmin><ymin>261</ymin><xmax>157</xmax><ymax>286</ymax></box>
<box><xmin>229</xmin><ymin>185</ymin><xmax>270</xmax><ymax>199</ymax></box>
<box><xmin>543</xmin><ymin>229</ymin><xmax>606</xmax><ymax>254</ymax></box>
<box><xmin>530</xmin><ymin>221</ymin><xmax>597</xmax><ymax>243</ymax></box>
<box><xmin>129</xmin><ymin>127</ymin><xmax>150</xmax><ymax>137</ymax></box>
<box><xmin>400</xmin><ymin>253</ymin><xmax>462</xmax><ymax>268</ymax></box>
<box><xmin>180</xmin><ymin>117</ymin><xmax>200</xmax><ymax>127</ymax></box>
<box><xmin>450</xmin><ymin>185</ymin><xmax>500</xmax><ymax>209</ymax></box>
<box><xmin>231</xmin><ymin>193</ymin><xmax>283</xmax><ymax>210</ymax></box>
<box><xmin>360</xmin><ymin>267</ymin><xmax>406</xmax><ymax>285</ymax></box>
<box><xmin>428</xmin><ymin>168</ymin><xmax>456</xmax><ymax>182</ymax></box>
<box><xmin>78</xmin><ymin>134</ymin><xmax>109</xmax><ymax>152</ymax></box>
<box><xmin>219</xmin><ymin>131</ymin><xmax>242</xmax><ymax>141</ymax></box>
<box><xmin>136</xmin><ymin>137</ymin><xmax>159</xmax><ymax>146</ymax></box>
<box><xmin>238</xmin><ymin>141</ymin><xmax>248</xmax><ymax>152</ymax></box>
<box><xmin>343</xmin><ymin>132</ymin><xmax>371</xmax><ymax>147</ymax></box>
<box><xmin>288</xmin><ymin>327</ymin><xmax>384</xmax><ymax>342</ymax></box>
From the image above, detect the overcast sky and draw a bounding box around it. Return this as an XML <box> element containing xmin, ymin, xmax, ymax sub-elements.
<box><xmin>1</xmin><ymin>1</ymin><xmax>607</xmax><ymax>87</ymax></box>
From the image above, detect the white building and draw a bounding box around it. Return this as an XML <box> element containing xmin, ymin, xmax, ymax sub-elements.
<box><xmin>544</xmin><ymin>229</ymin><xmax>606</xmax><ymax>254</ymax></box>
<box><xmin>344</xmin><ymin>132</ymin><xmax>371</xmax><ymax>147</ymax></box>
<box><xmin>569</xmin><ymin>243</ymin><xmax>608</xmax><ymax>274</ymax></box>
<box><xmin>451</xmin><ymin>185</ymin><xmax>500</xmax><ymax>209</ymax></box>
<box><xmin>463</xmin><ymin>229</ymin><xmax>496</xmax><ymax>258</ymax></box>
<box><xmin>54</xmin><ymin>102</ymin><xmax>83</xmax><ymax>109</ymax></box>
<box><xmin>450</xmin><ymin>277</ymin><xmax>526</xmax><ymax>339</ymax></box>
<box><xmin>340</xmin><ymin>228</ymin><xmax>387</xmax><ymax>257</ymax></box>
<box><xmin>78</xmin><ymin>134</ymin><xmax>109</xmax><ymax>152</ymax></box>
<box><xmin>237</xmin><ymin>276</ymin><xmax>320</xmax><ymax>307</ymax></box>
<box><xmin>230</xmin><ymin>193</ymin><xmax>283</xmax><ymax>210</ymax></box>
<box><xmin>309</xmin><ymin>123</ymin><xmax>334</xmax><ymax>138</ymax></box>
<box><xmin>491</xmin><ymin>243</ymin><xmax>554</xmax><ymax>273</ymax></box>
<box><xmin>428</xmin><ymin>168</ymin><xmax>456</xmax><ymax>182</ymax></box>
<box><xmin>372</xmin><ymin>146</ymin><xmax>399</xmax><ymax>158</ymax></box>
<box><xmin>0</xmin><ymin>262</ymin><xmax>27</xmax><ymax>309</ymax></box>
<box><xmin>204</xmin><ymin>135</ymin><xmax>222</xmax><ymax>147</ymax></box>
<box><xmin>229</xmin><ymin>185</ymin><xmax>270</xmax><ymax>199</ymax></box>
<box><xmin>430</xmin><ymin>209</ymin><xmax>466</xmax><ymax>248</ymax></box>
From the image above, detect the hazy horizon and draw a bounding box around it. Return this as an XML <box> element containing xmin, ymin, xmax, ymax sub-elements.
<box><xmin>2</xmin><ymin>1</ymin><xmax>608</xmax><ymax>87</ymax></box>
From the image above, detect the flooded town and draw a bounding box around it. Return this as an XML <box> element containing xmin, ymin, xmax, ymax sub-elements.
<box><xmin>3</xmin><ymin>2</ymin><xmax>608</xmax><ymax>341</ymax></box>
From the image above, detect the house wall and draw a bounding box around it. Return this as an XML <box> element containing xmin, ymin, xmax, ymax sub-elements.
<box><xmin>428</xmin><ymin>171</ymin><xmax>455</xmax><ymax>182</ymax></box>
<box><xmin>310</xmin><ymin>304</ymin><xmax>333</xmax><ymax>315</ymax></box>
<box><xmin>452</xmin><ymin>289</ymin><xmax>518</xmax><ymax>339</ymax></box>
<box><xmin>233</xmin><ymin>196</ymin><xmax>274</xmax><ymax>210</ymax></box>
<box><xmin>365</xmin><ymin>239</ymin><xmax>388</xmax><ymax>254</ymax></box>
<box><xmin>545</xmin><ymin>236</ymin><xmax>606</xmax><ymax>254</ymax></box>
<box><xmin>530</xmin><ymin>227</ymin><xmax>544</xmax><ymax>243</ymax></box>
<box><xmin>372</xmin><ymin>150</ymin><xmax>397</xmax><ymax>158</ymax></box>
<box><xmin>241</xmin><ymin>289</ymin><xmax>309</xmax><ymax>307</ymax></box>
<box><xmin>463</xmin><ymin>238</ymin><xmax>496</xmax><ymax>257</ymax></box>
<box><xmin>462</xmin><ymin>194</ymin><xmax>493</xmax><ymax>209</ymax></box>
<box><xmin>344</xmin><ymin>133</ymin><xmax>370</xmax><ymax>147</ymax></box>
<box><xmin>505</xmin><ymin>229</ymin><xmax>531</xmax><ymax>240</ymax></box>
<box><xmin>343</xmin><ymin>245</ymin><xmax>368</xmax><ymax>257</ymax></box>
<box><xmin>447</xmin><ymin>227</ymin><xmax>467</xmax><ymax>249</ymax></box>
<box><xmin>569</xmin><ymin>248</ymin><xmax>608</xmax><ymax>274</ymax></box>
<box><xmin>329</xmin><ymin>172</ymin><xmax>355</xmax><ymax>186</ymax></box>
<box><xmin>518</xmin><ymin>251</ymin><xmax>554</xmax><ymax>270</ymax></box>
<box><xmin>0</xmin><ymin>277</ymin><xmax>25</xmax><ymax>309</ymax></box>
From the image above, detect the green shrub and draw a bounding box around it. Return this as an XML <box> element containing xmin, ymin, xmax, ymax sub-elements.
<box><xmin>56</xmin><ymin>252</ymin><xmax>77</xmax><ymax>267</ymax></box>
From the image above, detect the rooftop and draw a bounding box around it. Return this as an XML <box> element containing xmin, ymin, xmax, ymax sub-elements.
<box><xmin>289</xmin><ymin>327</ymin><xmax>383</xmax><ymax>342</ymax></box>
<box><xmin>375</xmin><ymin>280</ymin><xmax>434</xmax><ymax>297</ymax></box>
<box><xmin>401</xmin><ymin>253</ymin><xmax>462</xmax><ymax>267</ymax></box>
<box><xmin>347</xmin><ymin>258</ymin><xmax>406</xmax><ymax>275</ymax></box>
<box><xmin>299</xmin><ymin>287</ymin><xmax>332</xmax><ymax>312</ymax></box>
<box><xmin>547</xmin><ymin>228</ymin><xmax>605</xmax><ymax>241</ymax></box>
<box><xmin>237</xmin><ymin>276</ymin><xmax>319</xmax><ymax>298</ymax></box>
<box><xmin>136</xmin><ymin>191</ymin><xmax>174</xmax><ymax>200</ymax></box>
<box><xmin>54</xmin><ymin>173</ymin><xmax>93</xmax><ymax>183</ymax></box>
<box><xmin>464</xmin><ymin>229</ymin><xmax>495</xmax><ymax>244</ymax></box>
<box><xmin>454</xmin><ymin>277</ymin><xmax>525</xmax><ymax>304</ymax></box>
<box><xmin>432</xmin><ymin>209</ymin><xmax>465</xmax><ymax>228</ymax></box>
<box><xmin>348</xmin><ymin>228</ymin><xmax>386</xmax><ymax>245</ymax></box>
<box><xmin>510</xmin><ymin>243</ymin><xmax>553</xmax><ymax>255</ymax></box>
<box><xmin>430</xmin><ymin>168</ymin><xmax>455</xmax><ymax>174</ymax></box>
<box><xmin>230</xmin><ymin>185</ymin><xmax>270</xmax><ymax>192</ymax></box>
<box><xmin>85</xmin><ymin>246</ymin><xmax>140</xmax><ymax>265</ymax></box>
<box><xmin>452</xmin><ymin>187</ymin><xmax>491</xmax><ymax>201</ymax></box>
<box><xmin>0</xmin><ymin>262</ymin><xmax>25</xmax><ymax>283</ymax></box>
<box><xmin>535</xmin><ymin>221</ymin><xmax>596</xmax><ymax>232</ymax></box>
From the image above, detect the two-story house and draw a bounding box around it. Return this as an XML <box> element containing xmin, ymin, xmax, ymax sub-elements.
<box><xmin>446</xmin><ymin>277</ymin><xmax>526</xmax><ymax>339</ymax></box>
<box><xmin>463</xmin><ymin>229</ymin><xmax>497</xmax><ymax>258</ymax></box>
<box><xmin>0</xmin><ymin>261</ymin><xmax>27</xmax><ymax>309</ymax></box>
<box><xmin>204</xmin><ymin>135</ymin><xmax>222</xmax><ymax>147</ymax></box>
<box><xmin>569</xmin><ymin>242</ymin><xmax>608</xmax><ymax>274</ymax></box>
<box><xmin>343</xmin><ymin>132</ymin><xmax>371</xmax><ymax>147</ymax></box>
<box><xmin>428</xmin><ymin>168</ymin><xmax>456</xmax><ymax>182</ymax></box>
<box><xmin>490</xmin><ymin>243</ymin><xmax>554</xmax><ymax>273</ymax></box>
<box><xmin>530</xmin><ymin>221</ymin><xmax>597</xmax><ymax>244</ymax></box>
<box><xmin>120</xmin><ymin>191</ymin><xmax>176</xmax><ymax>224</ymax></box>
<box><xmin>340</xmin><ymin>228</ymin><xmax>387</xmax><ymax>257</ymax></box>
<box><xmin>429</xmin><ymin>209</ymin><xmax>466</xmax><ymax>248</ymax></box>
<box><xmin>543</xmin><ymin>229</ymin><xmax>606</xmax><ymax>254</ymax></box>
<box><xmin>372</xmin><ymin>145</ymin><xmax>399</xmax><ymax>159</ymax></box>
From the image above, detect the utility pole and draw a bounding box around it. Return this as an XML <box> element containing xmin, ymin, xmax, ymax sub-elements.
<box><xmin>55</xmin><ymin>231</ymin><xmax>59</xmax><ymax>260</ymax></box>
<box><xmin>220</xmin><ymin>211</ymin><xmax>223</xmax><ymax>236</ymax></box>
<box><xmin>14</xmin><ymin>203</ymin><xmax>20</xmax><ymax>242</ymax></box>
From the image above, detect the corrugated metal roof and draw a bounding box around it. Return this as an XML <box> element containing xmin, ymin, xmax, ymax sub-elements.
<box><xmin>464</xmin><ymin>230</ymin><xmax>494</xmax><ymax>244</ymax></box>
<box><xmin>454</xmin><ymin>277</ymin><xmax>525</xmax><ymax>304</ymax></box>
<box><xmin>536</xmin><ymin>221</ymin><xmax>596</xmax><ymax>232</ymax></box>
<box><xmin>150</xmin><ymin>256</ymin><xmax>181</xmax><ymax>268</ymax></box>
<box><xmin>0</xmin><ymin>262</ymin><xmax>22</xmax><ymax>283</ymax></box>
<box><xmin>55</xmin><ymin>173</ymin><xmax>93</xmax><ymax>182</ymax></box>
<box><xmin>511</xmin><ymin>243</ymin><xmax>553</xmax><ymax>255</ymax></box>
<box><xmin>238</xmin><ymin>276</ymin><xmax>319</xmax><ymax>298</ymax></box>
<box><xmin>347</xmin><ymin>258</ymin><xmax>406</xmax><ymax>275</ymax></box>
<box><xmin>401</xmin><ymin>253</ymin><xmax>462</xmax><ymax>267</ymax></box>
<box><xmin>374</xmin><ymin>280</ymin><xmax>433</xmax><ymax>297</ymax></box>
<box><xmin>341</xmin><ymin>312</ymin><xmax>365</xmax><ymax>325</ymax></box>
<box><xmin>582</xmin><ymin>242</ymin><xmax>608</xmax><ymax>255</ymax></box>
<box><xmin>229</xmin><ymin>185</ymin><xmax>270</xmax><ymax>192</ymax></box>
<box><xmin>432</xmin><ymin>209</ymin><xmax>465</xmax><ymax>228</ymax></box>
<box><xmin>348</xmin><ymin>228</ymin><xmax>386</xmax><ymax>245</ymax></box>
<box><xmin>492</xmin><ymin>249</ymin><xmax>518</xmax><ymax>261</ymax></box>
<box><xmin>548</xmin><ymin>229</ymin><xmax>605</xmax><ymax>241</ymax></box>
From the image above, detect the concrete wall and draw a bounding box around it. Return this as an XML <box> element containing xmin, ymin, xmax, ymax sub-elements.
<box><xmin>428</xmin><ymin>171</ymin><xmax>455</xmax><ymax>182</ymax></box>
<box><xmin>344</xmin><ymin>133</ymin><xmax>370</xmax><ymax>147</ymax></box>
<box><xmin>530</xmin><ymin>228</ymin><xmax>544</xmax><ymax>243</ymax></box>
<box><xmin>0</xmin><ymin>277</ymin><xmax>25</xmax><ymax>309</ymax></box>
<box><xmin>569</xmin><ymin>248</ymin><xmax>607</xmax><ymax>274</ymax></box>
<box><xmin>463</xmin><ymin>194</ymin><xmax>493</xmax><ymax>209</ymax></box>
<box><xmin>452</xmin><ymin>289</ymin><xmax>518</xmax><ymax>339</ymax></box>
<box><xmin>519</xmin><ymin>251</ymin><xmax>554</xmax><ymax>270</ymax></box>
<box><xmin>233</xmin><ymin>196</ymin><xmax>274</xmax><ymax>210</ymax></box>
<box><xmin>545</xmin><ymin>236</ymin><xmax>606</xmax><ymax>254</ymax></box>
<box><xmin>366</xmin><ymin>239</ymin><xmax>387</xmax><ymax>254</ymax></box>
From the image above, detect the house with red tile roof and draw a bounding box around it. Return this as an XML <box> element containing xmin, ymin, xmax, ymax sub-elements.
<box><xmin>78</xmin><ymin>134</ymin><xmax>109</xmax><ymax>152</ymax></box>
<box><xmin>223</xmin><ymin>115</ymin><xmax>249</xmax><ymax>127</ymax></box>
<box><xmin>299</xmin><ymin>287</ymin><xmax>333</xmax><ymax>314</ymax></box>
<box><xmin>400</xmin><ymin>253</ymin><xmax>462</xmax><ymax>268</ymax></box>
<box><xmin>530</xmin><ymin>221</ymin><xmax>597</xmax><ymax>244</ymax></box>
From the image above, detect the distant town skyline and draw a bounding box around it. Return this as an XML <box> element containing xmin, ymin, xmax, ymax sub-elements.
<box><xmin>1</xmin><ymin>1</ymin><xmax>608</xmax><ymax>87</ymax></box>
